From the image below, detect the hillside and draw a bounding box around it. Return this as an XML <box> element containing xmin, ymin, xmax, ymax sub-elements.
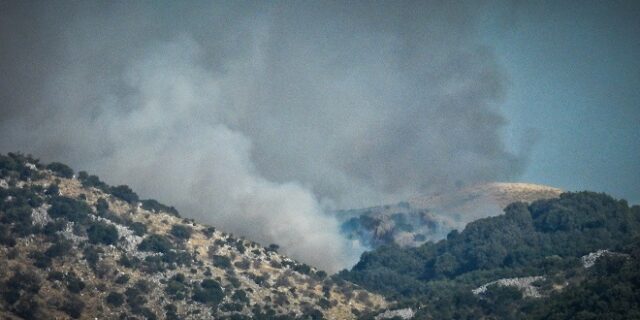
<box><xmin>0</xmin><ymin>153</ymin><xmax>387</xmax><ymax>320</ymax></box>
<box><xmin>337</xmin><ymin>182</ymin><xmax>563</xmax><ymax>248</ymax></box>
<box><xmin>338</xmin><ymin>191</ymin><xmax>640</xmax><ymax>319</ymax></box>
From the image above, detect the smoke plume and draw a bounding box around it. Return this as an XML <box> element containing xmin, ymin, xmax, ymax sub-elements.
<box><xmin>0</xmin><ymin>1</ymin><xmax>526</xmax><ymax>271</ymax></box>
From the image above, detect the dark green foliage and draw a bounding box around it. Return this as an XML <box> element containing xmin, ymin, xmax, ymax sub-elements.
<box><xmin>45</xmin><ymin>238</ymin><xmax>72</xmax><ymax>258</ymax></box>
<box><xmin>527</xmin><ymin>242</ymin><xmax>640</xmax><ymax>320</ymax></box>
<box><xmin>29</xmin><ymin>251</ymin><xmax>52</xmax><ymax>269</ymax></box>
<box><xmin>48</xmin><ymin>196</ymin><xmax>90</xmax><ymax>223</ymax></box>
<box><xmin>2</xmin><ymin>204</ymin><xmax>34</xmax><ymax>236</ymax></box>
<box><xmin>129</xmin><ymin>221</ymin><xmax>147</xmax><ymax>236</ymax></box>
<box><xmin>138</xmin><ymin>234</ymin><xmax>173</xmax><ymax>253</ymax></box>
<box><xmin>60</xmin><ymin>295</ymin><xmax>85</xmax><ymax>318</ymax></box>
<box><xmin>202</xmin><ymin>226</ymin><xmax>216</xmax><ymax>238</ymax></box>
<box><xmin>65</xmin><ymin>272</ymin><xmax>86</xmax><ymax>293</ymax></box>
<box><xmin>12</xmin><ymin>296</ymin><xmax>41</xmax><ymax>320</ymax></box>
<box><xmin>110</xmin><ymin>185</ymin><xmax>139</xmax><ymax>203</ymax></box>
<box><xmin>2</xmin><ymin>270</ymin><xmax>41</xmax><ymax>304</ymax></box>
<box><xmin>170</xmin><ymin>224</ymin><xmax>192</xmax><ymax>240</ymax></box>
<box><xmin>46</xmin><ymin>183</ymin><xmax>59</xmax><ymax>195</ymax></box>
<box><xmin>192</xmin><ymin>279</ymin><xmax>224</xmax><ymax>305</ymax></box>
<box><xmin>46</xmin><ymin>162</ymin><xmax>74</xmax><ymax>178</ymax></box>
<box><xmin>165</xmin><ymin>274</ymin><xmax>189</xmax><ymax>300</ymax></box>
<box><xmin>141</xmin><ymin>199</ymin><xmax>180</xmax><ymax>217</ymax></box>
<box><xmin>232</xmin><ymin>289</ymin><xmax>250</xmax><ymax>305</ymax></box>
<box><xmin>95</xmin><ymin>198</ymin><xmax>109</xmax><ymax>214</ymax></box>
<box><xmin>338</xmin><ymin>192</ymin><xmax>640</xmax><ymax>319</ymax></box>
<box><xmin>115</xmin><ymin>274</ymin><xmax>130</xmax><ymax>284</ymax></box>
<box><xmin>87</xmin><ymin>221</ymin><xmax>119</xmax><ymax>245</ymax></box>
<box><xmin>268</xmin><ymin>243</ymin><xmax>280</xmax><ymax>252</ymax></box>
<box><xmin>221</xmin><ymin>302</ymin><xmax>244</xmax><ymax>312</ymax></box>
<box><xmin>47</xmin><ymin>271</ymin><xmax>65</xmax><ymax>281</ymax></box>
<box><xmin>293</xmin><ymin>263</ymin><xmax>312</xmax><ymax>275</ymax></box>
<box><xmin>82</xmin><ymin>245</ymin><xmax>103</xmax><ymax>270</ymax></box>
<box><xmin>236</xmin><ymin>241</ymin><xmax>246</xmax><ymax>253</ymax></box>
<box><xmin>78</xmin><ymin>172</ymin><xmax>109</xmax><ymax>190</ymax></box>
<box><xmin>118</xmin><ymin>254</ymin><xmax>140</xmax><ymax>269</ymax></box>
<box><xmin>106</xmin><ymin>292</ymin><xmax>125</xmax><ymax>307</ymax></box>
<box><xmin>212</xmin><ymin>255</ymin><xmax>232</xmax><ymax>269</ymax></box>
<box><xmin>125</xmin><ymin>282</ymin><xmax>148</xmax><ymax>312</ymax></box>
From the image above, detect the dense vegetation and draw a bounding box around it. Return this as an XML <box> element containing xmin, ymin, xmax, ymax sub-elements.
<box><xmin>1</xmin><ymin>153</ymin><xmax>378</xmax><ymax>319</ymax></box>
<box><xmin>339</xmin><ymin>192</ymin><xmax>640</xmax><ymax>319</ymax></box>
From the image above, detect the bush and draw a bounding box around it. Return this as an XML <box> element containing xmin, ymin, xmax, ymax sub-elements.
<box><xmin>141</xmin><ymin>199</ymin><xmax>180</xmax><ymax>217</ymax></box>
<box><xmin>129</xmin><ymin>222</ymin><xmax>147</xmax><ymax>236</ymax></box>
<box><xmin>170</xmin><ymin>224</ymin><xmax>192</xmax><ymax>240</ymax></box>
<box><xmin>109</xmin><ymin>185</ymin><xmax>139</xmax><ymax>203</ymax></box>
<box><xmin>46</xmin><ymin>162</ymin><xmax>73</xmax><ymax>178</ymax></box>
<box><xmin>78</xmin><ymin>172</ymin><xmax>108</xmax><ymax>190</ymax></box>
<box><xmin>45</xmin><ymin>238</ymin><xmax>72</xmax><ymax>258</ymax></box>
<box><xmin>65</xmin><ymin>272</ymin><xmax>85</xmax><ymax>294</ymax></box>
<box><xmin>106</xmin><ymin>292</ymin><xmax>124</xmax><ymax>307</ymax></box>
<box><xmin>212</xmin><ymin>255</ymin><xmax>232</xmax><ymax>269</ymax></box>
<box><xmin>87</xmin><ymin>222</ymin><xmax>119</xmax><ymax>245</ymax></box>
<box><xmin>48</xmin><ymin>196</ymin><xmax>90</xmax><ymax>223</ymax></box>
<box><xmin>138</xmin><ymin>234</ymin><xmax>173</xmax><ymax>253</ymax></box>
<box><xmin>61</xmin><ymin>296</ymin><xmax>85</xmax><ymax>319</ymax></box>
<box><xmin>192</xmin><ymin>279</ymin><xmax>224</xmax><ymax>305</ymax></box>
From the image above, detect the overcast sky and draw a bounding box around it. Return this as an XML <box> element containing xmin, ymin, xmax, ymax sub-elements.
<box><xmin>0</xmin><ymin>1</ymin><xmax>638</xmax><ymax>270</ymax></box>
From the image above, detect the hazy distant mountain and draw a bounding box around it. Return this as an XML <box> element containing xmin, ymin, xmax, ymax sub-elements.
<box><xmin>338</xmin><ymin>182</ymin><xmax>563</xmax><ymax>248</ymax></box>
<box><xmin>0</xmin><ymin>153</ymin><xmax>386</xmax><ymax>319</ymax></box>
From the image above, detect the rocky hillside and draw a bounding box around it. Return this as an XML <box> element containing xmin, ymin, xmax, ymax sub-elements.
<box><xmin>0</xmin><ymin>153</ymin><xmax>386</xmax><ymax>320</ymax></box>
<box><xmin>338</xmin><ymin>182</ymin><xmax>563</xmax><ymax>248</ymax></box>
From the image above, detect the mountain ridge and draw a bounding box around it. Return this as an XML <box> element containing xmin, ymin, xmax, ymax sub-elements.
<box><xmin>0</xmin><ymin>153</ymin><xmax>387</xmax><ymax>319</ymax></box>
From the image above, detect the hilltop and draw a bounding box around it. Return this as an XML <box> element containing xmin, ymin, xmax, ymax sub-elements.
<box><xmin>0</xmin><ymin>153</ymin><xmax>386</xmax><ymax>319</ymax></box>
<box><xmin>338</xmin><ymin>182</ymin><xmax>563</xmax><ymax>248</ymax></box>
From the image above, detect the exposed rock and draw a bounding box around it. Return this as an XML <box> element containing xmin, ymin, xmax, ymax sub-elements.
<box><xmin>472</xmin><ymin>276</ymin><xmax>545</xmax><ymax>298</ymax></box>
<box><xmin>375</xmin><ymin>308</ymin><xmax>415</xmax><ymax>320</ymax></box>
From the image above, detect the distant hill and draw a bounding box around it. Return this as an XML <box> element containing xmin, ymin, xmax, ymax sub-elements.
<box><xmin>337</xmin><ymin>182</ymin><xmax>563</xmax><ymax>248</ymax></box>
<box><xmin>0</xmin><ymin>153</ymin><xmax>386</xmax><ymax>319</ymax></box>
<box><xmin>338</xmin><ymin>191</ymin><xmax>640</xmax><ymax>319</ymax></box>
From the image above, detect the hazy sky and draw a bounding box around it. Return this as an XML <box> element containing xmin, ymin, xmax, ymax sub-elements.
<box><xmin>480</xmin><ymin>1</ymin><xmax>640</xmax><ymax>204</ymax></box>
<box><xmin>0</xmin><ymin>1</ymin><xmax>638</xmax><ymax>270</ymax></box>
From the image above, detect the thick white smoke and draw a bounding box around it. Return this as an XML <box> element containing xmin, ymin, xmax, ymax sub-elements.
<box><xmin>0</xmin><ymin>2</ymin><xmax>526</xmax><ymax>271</ymax></box>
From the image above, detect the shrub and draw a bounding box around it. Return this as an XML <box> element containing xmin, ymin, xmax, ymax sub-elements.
<box><xmin>29</xmin><ymin>251</ymin><xmax>51</xmax><ymax>269</ymax></box>
<box><xmin>95</xmin><ymin>198</ymin><xmax>109</xmax><ymax>214</ymax></box>
<box><xmin>61</xmin><ymin>295</ymin><xmax>85</xmax><ymax>319</ymax></box>
<box><xmin>109</xmin><ymin>185</ymin><xmax>139</xmax><ymax>203</ymax></box>
<box><xmin>141</xmin><ymin>199</ymin><xmax>180</xmax><ymax>217</ymax></box>
<box><xmin>106</xmin><ymin>292</ymin><xmax>124</xmax><ymax>307</ymax></box>
<box><xmin>65</xmin><ymin>272</ymin><xmax>85</xmax><ymax>293</ymax></box>
<box><xmin>192</xmin><ymin>279</ymin><xmax>224</xmax><ymax>305</ymax></box>
<box><xmin>46</xmin><ymin>183</ymin><xmax>59</xmax><ymax>195</ymax></box>
<box><xmin>202</xmin><ymin>226</ymin><xmax>216</xmax><ymax>238</ymax></box>
<box><xmin>115</xmin><ymin>274</ymin><xmax>130</xmax><ymax>284</ymax></box>
<box><xmin>78</xmin><ymin>173</ymin><xmax>108</xmax><ymax>190</ymax></box>
<box><xmin>232</xmin><ymin>289</ymin><xmax>250</xmax><ymax>305</ymax></box>
<box><xmin>48</xmin><ymin>196</ymin><xmax>90</xmax><ymax>223</ymax></box>
<box><xmin>138</xmin><ymin>234</ymin><xmax>173</xmax><ymax>253</ymax></box>
<box><xmin>129</xmin><ymin>222</ymin><xmax>147</xmax><ymax>236</ymax></box>
<box><xmin>46</xmin><ymin>162</ymin><xmax>73</xmax><ymax>178</ymax></box>
<box><xmin>87</xmin><ymin>222</ymin><xmax>119</xmax><ymax>245</ymax></box>
<box><xmin>212</xmin><ymin>255</ymin><xmax>232</xmax><ymax>269</ymax></box>
<box><xmin>170</xmin><ymin>224</ymin><xmax>192</xmax><ymax>240</ymax></box>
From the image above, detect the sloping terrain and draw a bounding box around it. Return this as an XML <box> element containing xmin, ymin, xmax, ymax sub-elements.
<box><xmin>0</xmin><ymin>153</ymin><xmax>386</xmax><ymax>320</ymax></box>
<box><xmin>338</xmin><ymin>182</ymin><xmax>563</xmax><ymax>248</ymax></box>
<box><xmin>338</xmin><ymin>191</ymin><xmax>640</xmax><ymax>319</ymax></box>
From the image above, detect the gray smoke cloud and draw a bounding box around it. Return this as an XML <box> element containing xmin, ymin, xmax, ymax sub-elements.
<box><xmin>0</xmin><ymin>1</ymin><xmax>526</xmax><ymax>272</ymax></box>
